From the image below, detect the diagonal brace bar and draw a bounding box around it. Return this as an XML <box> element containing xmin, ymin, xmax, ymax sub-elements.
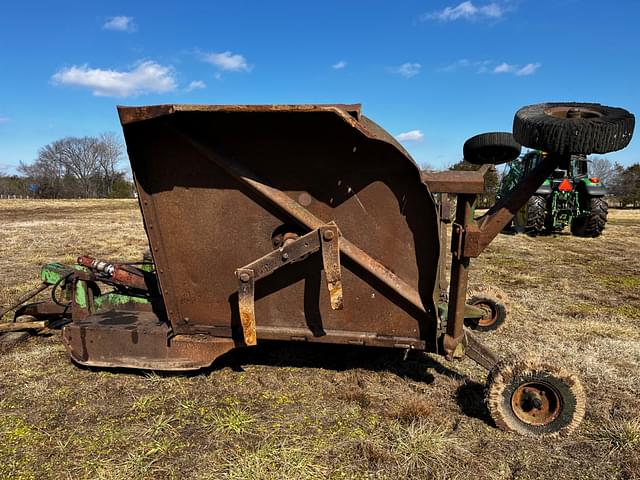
<box><xmin>172</xmin><ymin>127</ymin><xmax>427</xmax><ymax>316</ymax></box>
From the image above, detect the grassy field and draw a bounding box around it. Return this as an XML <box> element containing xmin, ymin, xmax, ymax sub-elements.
<box><xmin>1</xmin><ymin>199</ymin><xmax>639</xmax><ymax>479</ymax></box>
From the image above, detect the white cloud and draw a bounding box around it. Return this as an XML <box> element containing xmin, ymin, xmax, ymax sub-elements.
<box><xmin>213</xmin><ymin>72</ymin><xmax>222</xmax><ymax>80</ymax></box>
<box><xmin>51</xmin><ymin>61</ymin><xmax>177</xmax><ymax>97</ymax></box>
<box><xmin>494</xmin><ymin>62</ymin><xmax>541</xmax><ymax>76</ymax></box>
<box><xmin>423</xmin><ymin>1</ymin><xmax>504</xmax><ymax>22</ymax></box>
<box><xmin>439</xmin><ymin>59</ymin><xmax>540</xmax><ymax>76</ymax></box>
<box><xmin>0</xmin><ymin>116</ymin><xmax>9</xmax><ymax>124</ymax></box>
<box><xmin>103</xmin><ymin>16</ymin><xmax>137</xmax><ymax>32</ymax></box>
<box><xmin>516</xmin><ymin>62</ymin><xmax>541</xmax><ymax>76</ymax></box>
<box><xmin>439</xmin><ymin>58</ymin><xmax>492</xmax><ymax>72</ymax></box>
<box><xmin>494</xmin><ymin>62</ymin><xmax>515</xmax><ymax>73</ymax></box>
<box><xmin>396</xmin><ymin>130</ymin><xmax>424</xmax><ymax>142</ymax></box>
<box><xmin>332</xmin><ymin>60</ymin><xmax>348</xmax><ymax>70</ymax></box>
<box><xmin>186</xmin><ymin>80</ymin><xmax>206</xmax><ymax>91</ymax></box>
<box><xmin>202</xmin><ymin>51</ymin><xmax>252</xmax><ymax>72</ymax></box>
<box><xmin>389</xmin><ymin>62</ymin><xmax>421</xmax><ymax>78</ymax></box>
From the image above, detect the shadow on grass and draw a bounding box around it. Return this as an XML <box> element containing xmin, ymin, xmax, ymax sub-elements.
<box><xmin>214</xmin><ymin>341</ymin><xmax>450</xmax><ymax>382</ymax></box>
<box><xmin>73</xmin><ymin>338</ymin><xmax>495</xmax><ymax>427</ymax></box>
<box><xmin>76</xmin><ymin>340</ymin><xmax>460</xmax><ymax>382</ymax></box>
<box><xmin>455</xmin><ymin>380</ymin><xmax>493</xmax><ymax>426</ymax></box>
<box><xmin>221</xmin><ymin>342</ymin><xmax>495</xmax><ymax>426</ymax></box>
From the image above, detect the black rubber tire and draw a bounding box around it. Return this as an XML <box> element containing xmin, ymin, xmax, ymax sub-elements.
<box><xmin>486</xmin><ymin>355</ymin><xmax>585</xmax><ymax>437</ymax></box>
<box><xmin>513</xmin><ymin>102</ymin><xmax>635</xmax><ymax>155</ymax></box>
<box><xmin>571</xmin><ymin>197</ymin><xmax>608</xmax><ymax>237</ymax></box>
<box><xmin>466</xmin><ymin>295</ymin><xmax>507</xmax><ymax>331</ymax></box>
<box><xmin>524</xmin><ymin>195</ymin><xmax>547</xmax><ymax>236</ymax></box>
<box><xmin>463</xmin><ymin>132</ymin><xmax>522</xmax><ymax>165</ymax></box>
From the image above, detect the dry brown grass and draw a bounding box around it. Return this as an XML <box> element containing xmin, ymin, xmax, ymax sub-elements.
<box><xmin>0</xmin><ymin>199</ymin><xmax>639</xmax><ymax>479</ymax></box>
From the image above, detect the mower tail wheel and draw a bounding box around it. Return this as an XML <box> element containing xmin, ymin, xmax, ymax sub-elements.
<box><xmin>486</xmin><ymin>355</ymin><xmax>585</xmax><ymax>437</ymax></box>
<box><xmin>465</xmin><ymin>285</ymin><xmax>510</xmax><ymax>331</ymax></box>
<box><xmin>463</xmin><ymin>132</ymin><xmax>522</xmax><ymax>165</ymax></box>
<box><xmin>513</xmin><ymin>102</ymin><xmax>635</xmax><ymax>155</ymax></box>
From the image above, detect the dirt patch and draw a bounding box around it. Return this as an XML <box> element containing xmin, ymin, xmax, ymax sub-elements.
<box><xmin>1</xmin><ymin>200</ymin><xmax>639</xmax><ymax>479</ymax></box>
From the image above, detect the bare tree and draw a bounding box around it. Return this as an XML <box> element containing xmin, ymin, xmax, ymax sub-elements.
<box><xmin>95</xmin><ymin>133</ymin><xmax>124</xmax><ymax>197</ymax></box>
<box><xmin>19</xmin><ymin>148</ymin><xmax>67</xmax><ymax>198</ymax></box>
<box><xmin>57</xmin><ymin>137</ymin><xmax>103</xmax><ymax>197</ymax></box>
<box><xmin>589</xmin><ymin>156</ymin><xmax>615</xmax><ymax>184</ymax></box>
<box><xmin>18</xmin><ymin>134</ymin><xmax>128</xmax><ymax>198</ymax></box>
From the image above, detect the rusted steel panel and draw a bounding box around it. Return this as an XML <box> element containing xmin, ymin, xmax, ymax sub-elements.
<box><xmin>118</xmin><ymin>103</ymin><xmax>363</xmax><ymax>125</ymax></box>
<box><xmin>119</xmin><ymin>104</ymin><xmax>441</xmax><ymax>348</ymax></box>
<box><xmin>62</xmin><ymin>311</ymin><xmax>235</xmax><ymax>370</ymax></box>
<box><xmin>421</xmin><ymin>170</ymin><xmax>485</xmax><ymax>194</ymax></box>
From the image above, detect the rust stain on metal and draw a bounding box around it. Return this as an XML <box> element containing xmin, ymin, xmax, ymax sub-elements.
<box><xmin>319</xmin><ymin>225</ymin><xmax>343</xmax><ymax>310</ymax></box>
<box><xmin>237</xmin><ymin>268</ymin><xmax>257</xmax><ymax>346</ymax></box>
<box><xmin>77</xmin><ymin>255</ymin><xmax>148</xmax><ymax>291</ymax></box>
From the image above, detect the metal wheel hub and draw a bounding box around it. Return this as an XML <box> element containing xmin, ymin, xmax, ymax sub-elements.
<box><xmin>544</xmin><ymin>106</ymin><xmax>603</xmax><ymax>120</ymax></box>
<box><xmin>511</xmin><ymin>381</ymin><xmax>562</xmax><ymax>426</ymax></box>
<box><xmin>475</xmin><ymin>301</ymin><xmax>497</xmax><ymax>327</ymax></box>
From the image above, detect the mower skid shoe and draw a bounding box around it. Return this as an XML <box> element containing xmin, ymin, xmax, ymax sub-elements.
<box><xmin>62</xmin><ymin>312</ymin><xmax>235</xmax><ymax>371</ymax></box>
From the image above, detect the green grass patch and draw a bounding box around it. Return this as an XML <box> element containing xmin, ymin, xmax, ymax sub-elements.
<box><xmin>211</xmin><ymin>405</ymin><xmax>256</xmax><ymax>434</ymax></box>
<box><xmin>601</xmin><ymin>275</ymin><xmax>640</xmax><ymax>290</ymax></box>
<box><xmin>590</xmin><ymin>417</ymin><xmax>640</xmax><ymax>453</ymax></box>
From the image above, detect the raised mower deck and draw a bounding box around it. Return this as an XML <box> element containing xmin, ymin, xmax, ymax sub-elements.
<box><xmin>111</xmin><ymin>103</ymin><xmax>442</xmax><ymax>367</ymax></box>
<box><xmin>5</xmin><ymin>101</ymin><xmax>634</xmax><ymax>437</ymax></box>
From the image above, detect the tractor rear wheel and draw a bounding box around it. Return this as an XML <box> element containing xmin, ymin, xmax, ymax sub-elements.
<box><xmin>571</xmin><ymin>197</ymin><xmax>608</xmax><ymax>237</ymax></box>
<box><xmin>513</xmin><ymin>103</ymin><xmax>635</xmax><ymax>155</ymax></box>
<box><xmin>523</xmin><ymin>195</ymin><xmax>547</xmax><ymax>236</ymax></box>
<box><xmin>486</xmin><ymin>355</ymin><xmax>585</xmax><ymax>437</ymax></box>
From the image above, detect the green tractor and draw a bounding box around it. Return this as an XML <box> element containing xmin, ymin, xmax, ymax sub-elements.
<box><xmin>499</xmin><ymin>151</ymin><xmax>608</xmax><ymax>236</ymax></box>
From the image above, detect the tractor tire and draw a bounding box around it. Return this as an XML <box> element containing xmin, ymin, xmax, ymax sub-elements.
<box><xmin>486</xmin><ymin>355</ymin><xmax>585</xmax><ymax>437</ymax></box>
<box><xmin>524</xmin><ymin>195</ymin><xmax>547</xmax><ymax>236</ymax></box>
<box><xmin>513</xmin><ymin>102</ymin><xmax>635</xmax><ymax>155</ymax></box>
<box><xmin>463</xmin><ymin>132</ymin><xmax>521</xmax><ymax>165</ymax></box>
<box><xmin>571</xmin><ymin>197</ymin><xmax>608</xmax><ymax>237</ymax></box>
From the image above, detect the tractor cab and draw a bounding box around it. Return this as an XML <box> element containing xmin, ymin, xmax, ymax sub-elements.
<box><xmin>573</xmin><ymin>155</ymin><xmax>589</xmax><ymax>177</ymax></box>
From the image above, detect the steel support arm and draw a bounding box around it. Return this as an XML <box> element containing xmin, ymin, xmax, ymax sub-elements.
<box><xmin>463</xmin><ymin>154</ymin><xmax>565</xmax><ymax>257</ymax></box>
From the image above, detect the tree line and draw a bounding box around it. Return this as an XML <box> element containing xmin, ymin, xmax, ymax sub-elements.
<box><xmin>0</xmin><ymin>134</ymin><xmax>134</xmax><ymax>199</ymax></box>
<box><xmin>2</xmin><ymin>135</ymin><xmax>639</xmax><ymax>206</ymax></box>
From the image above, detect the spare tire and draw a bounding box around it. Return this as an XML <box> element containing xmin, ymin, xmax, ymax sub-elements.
<box><xmin>463</xmin><ymin>132</ymin><xmax>522</xmax><ymax>165</ymax></box>
<box><xmin>513</xmin><ymin>102</ymin><xmax>635</xmax><ymax>155</ymax></box>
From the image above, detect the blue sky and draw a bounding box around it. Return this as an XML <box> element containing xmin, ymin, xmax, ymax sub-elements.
<box><xmin>1</xmin><ymin>0</ymin><xmax>638</xmax><ymax>174</ymax></box>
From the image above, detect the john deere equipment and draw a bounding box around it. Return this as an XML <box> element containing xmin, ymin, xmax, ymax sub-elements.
<box><xmin>1</xmin><ymin>101</ymin><xmax>634</xmax><ymax>438</ymax></box>
<box><xmin>499</xmin><ymin>151</ymin><xmax>608</xmax><ymax>236</ymax></box>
